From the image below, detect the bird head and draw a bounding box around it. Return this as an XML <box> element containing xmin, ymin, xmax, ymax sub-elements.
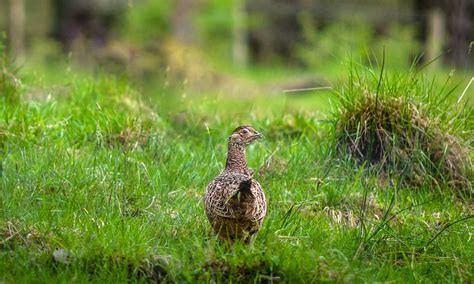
<box><xmin>228</xmin><ymin>126</ymin><xmax>264</xmax><ymax>147</ymax></box>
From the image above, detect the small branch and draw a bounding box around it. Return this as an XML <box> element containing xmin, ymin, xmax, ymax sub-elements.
<box><xmin>276</xmin><ymin>235</ymin><xmax>308</xmax><ymax>240</ymax></box>
<box><xmin>282</xmin><ymin>86</ymin><xmax>332</xmax><ymax>93</ymax></box>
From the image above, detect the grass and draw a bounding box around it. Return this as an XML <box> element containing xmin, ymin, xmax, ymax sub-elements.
<box><xmin>334</xmin><ymin>61</ymin><xmax>473</xmax><ymax>191</ymax></box>
<box><xmin>1</xmin><ymin>58</ymin><xmax>473</xmax><ymax>283</ymax></box>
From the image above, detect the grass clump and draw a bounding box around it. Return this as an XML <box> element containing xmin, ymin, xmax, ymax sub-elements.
<box><xmin>334</xmin><ymin>65</ymin><xmax>473</xmax><ymax>192</ymax></box>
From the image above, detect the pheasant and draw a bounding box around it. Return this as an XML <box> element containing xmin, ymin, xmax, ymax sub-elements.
<box><xmin>204</xmin><ymin>126</ymin><xmax>267</xmax><ymax>243</ymax></box>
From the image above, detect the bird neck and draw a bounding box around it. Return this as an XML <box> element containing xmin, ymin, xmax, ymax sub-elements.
<box><xmin>225</xmin><ymin>143</ymin><xmax>249</xmax><ymax>174</ymax></box>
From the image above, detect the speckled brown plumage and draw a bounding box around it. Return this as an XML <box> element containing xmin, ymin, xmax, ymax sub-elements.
<box><xmin>204</xmin><ymin>126</ymin><xmax>267</xmax><ymax>243</ymax></box>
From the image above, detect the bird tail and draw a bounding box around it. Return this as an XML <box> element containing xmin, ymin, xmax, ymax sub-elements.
<box><xmin>224</xmin><ymin>178</ymin><xmax>254</xmax><ymax>206</ymax></box>
<box><xmin>238</xmin><ymin>178</ymin><xmax>253</xmax><ymax>194</ymax></box>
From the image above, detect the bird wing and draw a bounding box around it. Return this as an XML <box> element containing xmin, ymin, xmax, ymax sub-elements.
<box><xmin>205</xmin><ymin>173</ymin><xmax>266</xmax><ymax>221</ymax></box>
<box><xmin>248</xmin><ymin>179</ymin><xmax>266</xmax><ymax>221</ymax></box>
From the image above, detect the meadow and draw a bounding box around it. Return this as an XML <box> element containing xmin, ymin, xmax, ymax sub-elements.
<box><xmin>1</xmin><ymin>53</ymin><xmax>473</xmax><ymax>283</ymax></box>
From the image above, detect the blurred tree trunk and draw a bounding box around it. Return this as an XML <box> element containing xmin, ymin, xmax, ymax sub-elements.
<box><xmin>53</xmin><ymin>0</ymin><xmax>89</xmax><ymax>51</ymax></box>
<box><xmin>170</xmin><ymin>0</ymin><xmax>197</xmax><ymax>44</ymax></box>
<box><xmin>232</xmin><ymin>0</ymin><xmax>248</xmax><ymax>66</ymax></box>
<box><xmin>445</xmin><ymin>0</ymin><xmax>472</xmax><ymax>68</ymax></box>
<box><xmin>247</xmin><ymin>0</ymin><xmax>303</xmax><ymax>63</ymax></box>
<box><xmin>52</xmin><ymin>0</ymin><xmax>126</xmax><ymax>52</ymax></box>
<box><xmin>8</xmin><ymin>0</ymin><xmax>25</xmax><ymax>58</ymax></box>
<box><xmin>425</xmin><ymin>7</ymin><xmax>444</xmax><ymax>67</ymax></box>
<box><xmin>415</xmin><ymin>0</ymin><xmax>473</xmax><ymax>67</ymax></box>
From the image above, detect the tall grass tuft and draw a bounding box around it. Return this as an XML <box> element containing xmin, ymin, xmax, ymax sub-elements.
<box><xmin>333</xmin><ymin>62</ymin><xmax>473</xmax><ymax>193</ymax></box>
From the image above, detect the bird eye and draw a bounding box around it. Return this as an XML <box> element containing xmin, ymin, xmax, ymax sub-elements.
<box><xmin>242</xmin><ymin>129</ymin><xmax>249</xmax><ymax>134</ymax></box>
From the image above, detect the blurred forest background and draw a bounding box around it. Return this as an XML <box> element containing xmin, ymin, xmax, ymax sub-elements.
<box><xmin>1</xmin><ymin>0</ymin><xmax>473</xmax><ymax>96</ymax></box>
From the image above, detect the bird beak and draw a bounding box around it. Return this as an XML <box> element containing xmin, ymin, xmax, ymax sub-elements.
<box><xmin>254</xmin><ymin>132</ymin><xmax>264</xmax><ymax>139</ymax></box>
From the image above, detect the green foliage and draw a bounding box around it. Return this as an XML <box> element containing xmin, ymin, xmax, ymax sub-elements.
<box><xmin>297</xmin><ymin>17</ymin><xmax>422</xmax><ymax>71</ymax></box>
<box><xmin>122</xmin><ymin>0</ymin><xmax>174</xmax><ymax>43</ymax></box>
<box><xmin>297</xmin><ymin>17</ymin><xmax>373</xmax><ymax>69</ymax></box>
<box><xmin>196</xmin><ymin>0</ymin><xmax>236</xmax><ymax>58</ymax></box>
<box><xmin>374</xmin><ymin>25</ymin><xmax>421</xmax><ymax>69</ymax></box>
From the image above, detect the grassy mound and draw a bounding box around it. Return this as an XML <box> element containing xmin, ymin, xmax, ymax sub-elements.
<box><xmin>334</xmin><ymin>67</ymin><xmax>473</xmax><ymax>192</ymax></box>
